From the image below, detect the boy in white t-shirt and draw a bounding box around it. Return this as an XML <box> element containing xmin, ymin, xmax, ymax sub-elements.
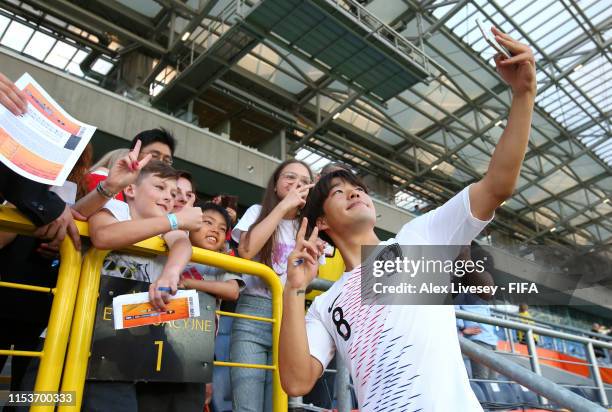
<box><xmin>279</xmin><ymin>29</ymin><xmax>537</xmax><ymax>411</ymax></box>
<box><xmin>89</xmin><ymin>160</ymin><xmax>204</xmax><ymax>309</ymax></box>
<box><xmin>85</xmin><ymin>160</ymin><xmax>204</xmax><ymax>412</ymax></box>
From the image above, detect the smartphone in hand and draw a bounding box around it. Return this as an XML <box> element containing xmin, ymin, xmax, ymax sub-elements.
<box><xmin>477</xmin><ymin>20</ymin><xmax>511</xmax><ymax>58</ymax></box>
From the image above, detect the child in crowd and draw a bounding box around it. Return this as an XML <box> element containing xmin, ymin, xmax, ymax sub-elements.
<box><xmin>174</xmin><ymin>170</ymin><xmax>197</xmax><ymax>212</ymax></box>
<box><xmin>84</xmin><ymin>160</ymin><xmax>204</xmax><ymax>412</ymax></box>
<box><xmin>137</xmin><ymin>202</ymin><xmax>243</xmax><ymax>412</ymax></box>
<box><xmin>183</xmin><ymin>202</ymin><xmax>244</xmax><ymax>305</ymax></box>
<box><xmin>89</xmin><ymin>160</ymin><xmax>203</xmax><ymax>308</ymax></box>
<box><xmin>230</xmin><ymin>159</ymin><xmax>319</xmax><ymax>412</ymax></box>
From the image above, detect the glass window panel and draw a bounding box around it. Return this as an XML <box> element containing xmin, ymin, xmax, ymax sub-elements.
<box><xmin>0</xmin><ymin>15</ymin><xmax>10</xmax><ymax>36</ymax></box>
<box><xmin>91</xmin><ymin>57</ymin><xmax>114</xmax><ymax>75</ymax></box>
<box><xmin>1</xmin><ymin>20</ymin><xmax>33</xmax><ymax>51</ymax></box>
<box><xmin>65</xmin><ymin>49</ymin><xmax>89</xmax><ymax>77</ymax></box>
<box><xmin>45</xmin><ymin>41</ymin><xmax>77</xmax><ymax>69</ymax></box>
<box><xmin>23</xmin><ymin>31</ymin><xmax>56</xmax><ymax>60</ymax></box>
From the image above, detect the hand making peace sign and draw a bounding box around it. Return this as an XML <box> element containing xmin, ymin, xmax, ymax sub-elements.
<box><xmin>104</xmin><ymin>139</ymin><xmax>153</xmax><ymax>194</ymax></box>
<box><xmin>286</xmin><ymin>218</ymin><xmax>325</xmax><ymax>291</ymax></box>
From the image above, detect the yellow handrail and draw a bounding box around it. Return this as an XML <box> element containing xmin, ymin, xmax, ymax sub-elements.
<box><xmin>59</xmin><ymin>232</ymin><xmax>287</xmax><ymax>411</ymax></box>
<box><xmin>191</xmin><ymin>246</ymin><xmax>288</xmax><ymax>412</ymax></box>
<box><xmin>0</xmin><ymin>206</ymin><xmax>82</xmax><ymax>412</ymax></box>
<box><xmin>58</xmin><ymin>248</ymin><xmax>109</xmax><ymax>412</ymax></box>
<box><xmin>0</xmin><ymin>205</ymin><xmax>288</xmax><ymax>411</ymax></box>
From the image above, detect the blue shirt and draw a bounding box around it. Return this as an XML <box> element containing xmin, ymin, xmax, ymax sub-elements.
<box><xmin>455</xmin><ymin>293</ymin><xmax>499</xmax><ymax>347</ymax></box>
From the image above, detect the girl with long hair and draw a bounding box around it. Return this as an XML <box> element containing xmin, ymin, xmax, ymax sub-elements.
<box><xmin>230</xmin><ymin>159</ymin><xmax>317</xmax><ymax>412</ymax></box>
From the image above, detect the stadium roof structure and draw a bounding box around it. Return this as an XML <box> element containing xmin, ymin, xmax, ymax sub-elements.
<box><xmin>0</xmin><ymin>0</ymin><xmax>610</xmax><ymax>249</ymax></box>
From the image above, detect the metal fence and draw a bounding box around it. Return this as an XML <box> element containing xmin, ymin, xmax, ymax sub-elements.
<box><xmin>2</xmin><ymin>203</ymin><xmax>609</xmax><ymax>412</ymax></box>
<box><xmin>0</xmin><ymin>207</ymin><xmax>84</xmax><ymax>412</ymax></box>
<box><xmin>0</xmin><ymin>205</ymin><xmax>288</xmax><ymax>411</ymax></box>
<box><xmin>456</xmin><ymin>309</ymin><xmax>611</xmax><ymax>410</ymax></box>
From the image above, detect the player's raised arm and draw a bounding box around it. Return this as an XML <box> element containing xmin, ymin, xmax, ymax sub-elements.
<box><xmin>470</xmin><ymin>27</ymin><xmax>536</xmax><ymax>221</ymax></box>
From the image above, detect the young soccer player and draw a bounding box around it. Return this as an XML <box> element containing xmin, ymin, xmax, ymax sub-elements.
<box><xmin>280</xmin><ymin>29</ymin><xmax>536</xmax><ymax>411</ymax></box>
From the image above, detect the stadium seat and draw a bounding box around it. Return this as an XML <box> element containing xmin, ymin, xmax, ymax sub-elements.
<box><xmin>515</xmin><ymin>383</ymin><xmax>540</xmax><ymax>405</ymax></box>
<box><xmin>477</xmin><ymin>381</ymin><xmax>522</xmax><ymax>404</ymax></box>
<box><xmin>470</xmin><ymin>381</ymin><xmax>487</xmax><ymax>403</ymax></box>
<box><xmin>568</xmin><ymin>385</ymin><xmax>599</xmax><ymax>403</ymax></box>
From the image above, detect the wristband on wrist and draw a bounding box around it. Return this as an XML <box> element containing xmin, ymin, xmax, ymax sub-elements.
<box><xmin>96</xmin><ymin>181</ymin><xmax>117</xmax><ymax>199</ymax></box>
<box><xmin>167</xmin><ymin>213</ymin><xmax>179</xmax><ymax>231</ymax></box>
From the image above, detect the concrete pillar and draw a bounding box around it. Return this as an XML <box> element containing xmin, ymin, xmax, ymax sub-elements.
<box><xmin>362</xmin><ymin>174</ymin><xmax>395</xmax><ymax>201</ymax></box>
<box><xmin>211</xmin><ymin>119</ymin><xmax>231</xmax><ymax>140</ymax></box>
<box><xmin>115</xmin><ymin>51</ymin><xmax>155</xmax><ymax>102</ymax></box>
<box><xmin>256</xmin><ymin>129</ymin><xmax>286</xmax><ymax>160</ymax></box>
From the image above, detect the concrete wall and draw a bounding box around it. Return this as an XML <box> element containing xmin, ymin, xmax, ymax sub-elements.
<box><xmin>0</xmin><ymin>48</ymin><xmax>415</xmax><ymax>234</ymax></box>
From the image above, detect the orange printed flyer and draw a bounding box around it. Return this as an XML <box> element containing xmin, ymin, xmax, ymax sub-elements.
<box><xmin>112</xmin><ymin>290</ymin><xmax>200</xmax><ymax>330</ymax></box>
<box><xmin>0</xmin><ymin>73</ymin><xmax>96</xmax><ymax>186</ymax></box>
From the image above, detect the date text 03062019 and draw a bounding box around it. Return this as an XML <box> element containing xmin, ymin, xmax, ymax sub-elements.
<box><xmin>5</xmin><ymin>391</ymin><xmax>76</xmax><ymax>406</ymax></box>
<box><xmin>372</xmin><ymin>282</ymin><xmax>539</xmax><ymax>295</ymax></box>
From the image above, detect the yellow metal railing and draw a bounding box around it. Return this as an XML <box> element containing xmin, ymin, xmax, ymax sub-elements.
<box><xmin>58</xmin><ymin>229</ymin><xmax>287</xmax><ymax>411</ymax></box>
<box><xmin>0</xmin><ymin>205</ymin><xmax>288</xmax><ymax>411</ymax></box>
<box><xmin>0</xmin><ymin>206</ymin><xmax>84</xmax><ymax>412</ymax></box>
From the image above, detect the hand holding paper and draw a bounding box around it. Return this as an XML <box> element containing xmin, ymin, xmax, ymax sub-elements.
<box><xmin>112</xmin><ymin>289</ymin><xmax>200</xmax><ymax>330</ymax></box>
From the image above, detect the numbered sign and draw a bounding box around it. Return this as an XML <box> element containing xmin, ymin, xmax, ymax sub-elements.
<box><xmin>87</xmin><ymin>276</ymin><xmax>216</xmax><ymax>383</ymax></box>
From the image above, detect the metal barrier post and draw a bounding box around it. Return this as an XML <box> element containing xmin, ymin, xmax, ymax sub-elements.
<box><xmin>288</xmin><ymin>396</ymin><xmax>303</xmax><ymax>411</ymax></box>
<box><xmin>502</xmin><ymin>310</ymin><xmax>516</xmax><ymax>354</ymax></box>
<box><xmin>335</xmin><ymin>356</ymin><xmax>351</xmax><ymax>412</ymax></box>
<box><xmin>460</xmin><ymin>337</ymin><xmax>606</xmax><ymax>412</ymax></box>
<box><xmin>58</xmin><ymin>248</ymin><xmax>109</xmax><ymax>411</ymax></box>
<box><xmin>57</xmin><ymin>241</ymin><xmax>288</xmax><ymax>412</ymax></box>
<box><xmin>190</xmin><ymin>247</ymin><xmax>288</xmax><ymax>412</ymax></box>
<box><xmin>586</xmin><ymin>341</ymin><xmax>609</xmax><ymax>406</ymax></box>
<box><xmin>525</xmin><ymin>329</ymin><xmax>546</xmax><ymax>405</ymax></box>
<box><xmin>0</xmin><ymin>206</ymin><xmax>83</xmax><ymax>412</ymax></box>
<box><xmin>29</xmin><ymin>237</ymin><xmax>82</xmax><ymax>411</ymax></box>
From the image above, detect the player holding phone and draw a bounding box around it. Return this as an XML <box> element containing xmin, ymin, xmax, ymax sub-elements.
<box><xmin>279</xmin><ymin>29</ymin><xmax>536</xmax><ymax>411</ymax></box>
